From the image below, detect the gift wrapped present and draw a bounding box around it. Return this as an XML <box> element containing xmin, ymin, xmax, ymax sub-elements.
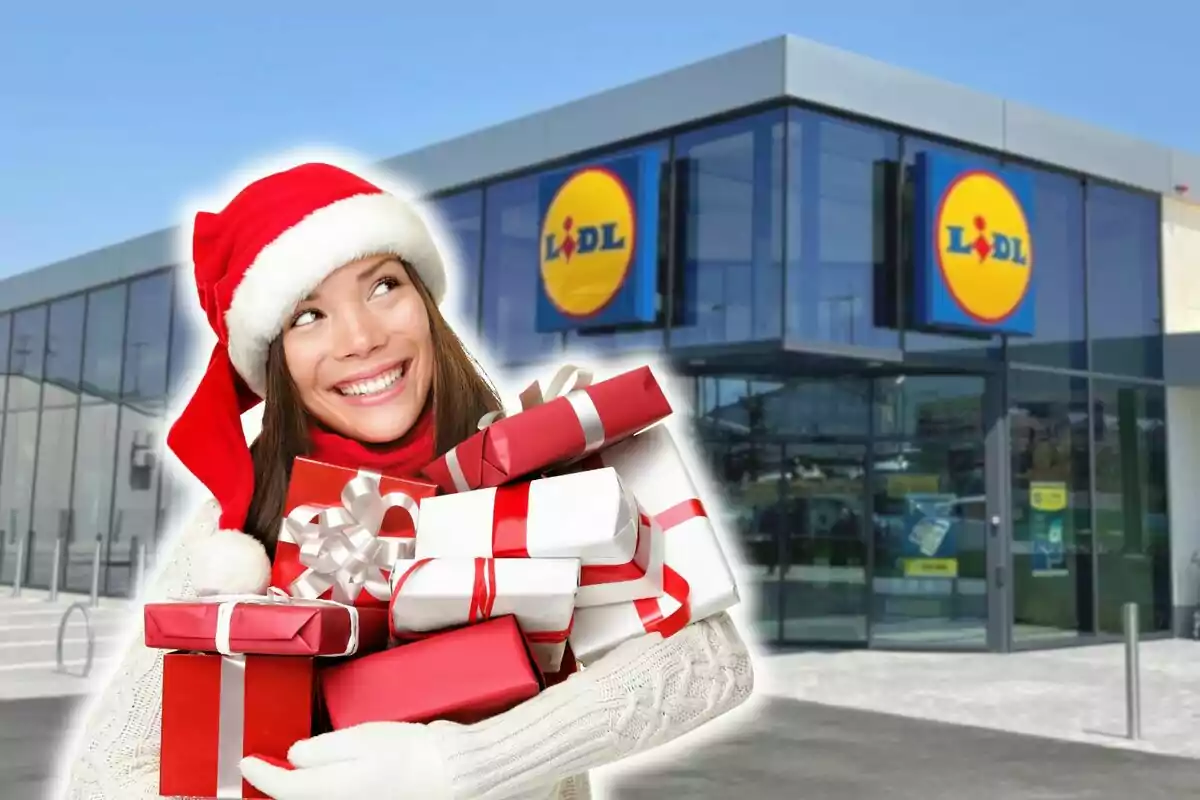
<box><xmin>414</xmin><ymin>467</ymin><xmax>663</xmax><ymax>607</ymax></box>
<box><xmin>160</xmin><ymin>653</ymin><xmax>315</xmax><ymax>799</ymax></box>
<box><xmin>270</xmin><ymin>457</ymin><xmax>438</xmax><ymax>608</ymax></box>
<box><xmin>389</xmin><ymin>557</ymin><xmax>579</xmax><ymax>673</ymax></box>
<box><xmin>565</xmin><ymin>425</ymin><xmax>740</xmax><ymax>664</ymax></box>
<box><xmin>144</xmin><ymin>595</ymin><xmax>389</xmax><ymax>658</ymax></box>
<box><xmin>422</xmin><ymin>365</ymin><xmax>671</xmax><ymax>494</ymax></box>
<box><xmin>320</xmin><ymin>615</ymin><xmax>543</xmax><ymax>729</ymax></box>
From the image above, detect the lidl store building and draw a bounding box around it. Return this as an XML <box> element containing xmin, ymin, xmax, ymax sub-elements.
<box><xmin>3</xmin><ymin>36</ymin><xmax>1200</xmax><ymax>652</ymax></box>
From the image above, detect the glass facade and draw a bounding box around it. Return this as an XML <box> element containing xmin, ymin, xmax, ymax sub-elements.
<box><xmin>0</xmin><ymin>101</ymin><xmax>1171</xmax><ymax>652</ymax></box>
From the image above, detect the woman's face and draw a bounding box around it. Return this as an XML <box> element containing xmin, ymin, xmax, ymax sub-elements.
<box><xmin>282</xmin><ymin>255</ymin><xmax>433</xmax><ymax>443</ymax></box>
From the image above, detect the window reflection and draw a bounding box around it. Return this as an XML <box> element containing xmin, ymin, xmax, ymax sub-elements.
<box><xmin>1086</xmin><ymin>185</ymin><xmax>1163</xmax><ymax>378</ymax></box>
<box><xmin>1009</xmin><ymin>369</ymin><xmax>1093</xmax><ymax>643</ymax></box>
<box><xmin>1006</xmin><ymin>170</ymin><xmax>1086</xmax><ymax>370</ymax></box>
<box><xmin>1093</xmin><ymin>381</ymin><xmax>1170</xmax><ymax>633</ymax></box>
<box><xmin>430</xmin><ymin>190</ymin><xmax>484</xmax><ymax>330</ymax></box>
<box><xmin>168</xmin><ymin>277</ymin><xmax>200</xmax><ymax>401</ymax></box>
<box><xmin>110</xmin><ymin>273</ymin><xmax>173</xmax><ymax>595</ymax></box>
<box><xmin>787</xmin><ymin>109</ymin><xmax>900</xmax><ymax>348</ymax></box>
<box><xmin>481</xmin><ymin>177</ymin><xmax>561</xmax><ymax>365</ymax></box>
<box><xmin>71</xmin><ymin>284</ymin><xmax>126</xmax><ymax>592</ymax></box>
<box><xmin>672</xmin><ymin>110</ymin><xmax>785</xmax><ymax>347</ymax></box>
<box><xmin>0</xmin><ymin>314</ymin><xmax>10</xmax><ymax>415</ymax></box>
<box><xmin>0</xmin><ymin>305</ymin><xmax>47</xmax><ymax>586</ymax></box>
<box><xmin>29</xmin><ymin>296</ymin><xmax>86</xmax><ymax>588</ymax></box>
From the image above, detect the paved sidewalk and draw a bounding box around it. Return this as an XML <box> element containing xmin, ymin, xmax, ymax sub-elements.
<box><xmin>0</xmin><ymin>590</ymin><xmax>132</xmax><ymax>701</ymax></box>
<box><xmin>759</xmin><ymin>639</ymin><xmax>1200</xmax><ymax>760</ymax></box>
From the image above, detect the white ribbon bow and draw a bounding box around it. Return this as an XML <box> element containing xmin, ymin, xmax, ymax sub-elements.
<box><xmin>273</xmin><ymin>470</ymin><xmax>420</xmax><ymax>605</ymax></box>
<box><xmin>477</xmin><ymin>364</ymin><xmax>594</xmax><ymax>430</ymax></box>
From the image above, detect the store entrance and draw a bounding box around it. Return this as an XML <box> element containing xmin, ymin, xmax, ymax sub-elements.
<box><xmin>705</xmin><ymin>371</ymin><xmax>1008</xmax><ymax>650</ymax></box>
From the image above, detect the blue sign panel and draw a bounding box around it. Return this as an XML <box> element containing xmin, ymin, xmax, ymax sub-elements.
<box><xmin>913</xmin><ymin>153</ymin><xmax>1036</xmax><ymax>336</ymax></box>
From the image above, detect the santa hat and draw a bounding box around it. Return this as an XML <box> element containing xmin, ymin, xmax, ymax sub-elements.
<box><xmin>167</xmin><ymin>158</ymin><xmax>448</xmax><ymax>596</ymax></box>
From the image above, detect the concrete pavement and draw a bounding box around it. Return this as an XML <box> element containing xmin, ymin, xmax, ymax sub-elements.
<box><xmin>10</xmin><ymin>694</ymin><xmax>1200</xmax><ymax>800</ymax></box>
<box><xmin>0</xmin><ymin>589</ymin><xmax>131</xmax><ymax>702</ymax></box>
<box><xmin>763</xmin><ymin>638</ymin><xmax>1200</xmax><ymax>760</ymax></box>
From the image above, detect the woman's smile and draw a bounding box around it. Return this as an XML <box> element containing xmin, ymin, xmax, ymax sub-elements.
<box><xmin>333</xmin><ymin>358</ymin><xmax>412</xmax><ymax>404</ymax></box>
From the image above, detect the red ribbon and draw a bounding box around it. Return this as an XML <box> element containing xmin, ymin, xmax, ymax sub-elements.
<box><xmin>492</xmin><ymin>481</ymin><xmax>651</xmax><ymax>586</ymax></box>
<box><xmin>388</xmin><ymin>557</ymin><xmax>570</xmax><ymax>646</ymax></box>
<box><xmin>631</xmin><ymin>496</ymin><xmax>708</xmax><ymax>638</ymax></box>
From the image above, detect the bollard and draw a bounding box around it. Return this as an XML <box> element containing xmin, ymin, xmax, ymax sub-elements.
<box><xmin>48</xmin><ymin>537</ymin><xmax>64</xmax><ymax>603</ymax></box>
<box><xmin>1123</xmin><ymin>602</ymin><xmax>1141</xmax><ymax>740</ymax></box>
<box><xmin>10</xmin><ymin>533</ymin><xmax>26</xmax><ymax>598</ymax></box>
<box><xmin>89</xmin><ymin>535</ymin><xmax>103</xmax><ymax>608</ymax></box>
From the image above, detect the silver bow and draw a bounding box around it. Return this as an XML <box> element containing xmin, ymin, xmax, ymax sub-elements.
<box><xmin>477</xmin><ymin>364</ymin><xmax>594</xmax><ymax>430</ymax></box>
<box><xmin>275</xmin><ymin>470</ymin><xmax>420</xmax><ymax>604</ymax></box>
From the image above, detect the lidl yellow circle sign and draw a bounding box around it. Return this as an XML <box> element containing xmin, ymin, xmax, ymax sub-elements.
<box><xmin>915</xmin><ymin>154</ymin><xmax>1036</xmax><ymax>334</ymax></box>
<box><xmin>535</xmin><ymin>151</ymin><xmax>660</xmax><ymax>332</ymax></box>
<box><xmin>540</xmin><ymin>167</ymin><xmax>635</xmax><ymax>317</ymax></box>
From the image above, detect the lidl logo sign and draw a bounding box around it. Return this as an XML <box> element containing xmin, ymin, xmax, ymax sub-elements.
<box><xmin>536</xmin><ymin>151</ymin><xmax>660</xmax><ymax>332</ymax></box>
<box><xmin>913</xmin><ymin>153</ymin><xmax>1036</xmax><ymax>335</ymax></box>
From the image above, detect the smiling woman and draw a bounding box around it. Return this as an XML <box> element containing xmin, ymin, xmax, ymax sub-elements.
<box><xmin>59</xmin><ymin>153</ymin><xmax>755</xmax><ymax>800</ymax></box>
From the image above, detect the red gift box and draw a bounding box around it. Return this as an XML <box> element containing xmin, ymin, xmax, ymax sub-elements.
<box><xmin>319</xmin><ymin>615</ymin><xmax>543</xmax><ymax>729</ymax></box>
<box><xmin>422</xmin><ymin>365</ymin><xmax>671</xmax><ymax>494</ymax></box>
<box><xmin>160</xmin><ymin>653</ymin><xmax>315</xmax><ymax>799</ymax></box>
<box><xmin>144</xmin><ymin>596</ymin><xmax>389</xmax><ymax>657</ymax></box>
<box><xmin>270</xmin><ymin>457</ymin><xmax>438</xmax><ymax>608</ymax></box>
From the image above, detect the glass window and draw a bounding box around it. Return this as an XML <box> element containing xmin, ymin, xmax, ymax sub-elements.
<box><xmin>787</xmin><ymin>109</ymin><xmax>900</xmax><ymax>349</ymax></box>
<box><xmin>122</xmin><ymin>272</ymin><xmax>173</xmax><ymax>411</ymax></box>
<box><xmin>168</xmin><ymin>275</ymin><xmax>199</xmax><ymax>402</ymax></box>
<box><xmin>1006</xmin><ymin>169</ymin><xmax>1086</xmax><ymax>370</ymax></box>
<box><xmin>671</xmin><ymin>110</ymin><xmax>785</xmax><ymax>347</ymax></box>
<box><xmin>1093</xmin><ymin>381</ymin><xmax>1170</xmax><ymax>634</ymax></box>
<box><xmin>0</xmin><ymin>314</ymin><xmax>10</xmax><ymax>416</ymax></box>
<box><xmin>28</xmin><ymin>295</ymin><xmax>86</xmax><ymax>588</ymax></box>
<box><xmin>481</xmin><ymin>176</ymin><xmax>562</xmax><ymax>366</ymax></box>
<box><xmin>1008</xmin><ymin>368</ymin><xmax>1093</xmax><ymax>643</ymax></box>
<box><xmin>0</xmin><ymin>305</ymin><xmax>46</xmax><ymax>586</ymax></box>
<box><xmin>69</xmin><ymin>285</ymin><xmax>126</xmax><ymax>593</ymax></box>
<box><xmin>109</xmin><ymin>274</ymin><xmax>172</xmax><ymax>594</ymax></box>
<box><xmin>565</xmin><ymin>142</ymin><xmax>670</xmax><ymax>357</ymax></box>
<box><xmin>1086</xmin><ymin>185</ymin><xmax>1163</xmax><ymax>378</ymax></box>
<box><xmin>901</xmin><ymin>138</ymin><xmax>1003</xmax><ymax>360</ymax></box>
<box><xmin>430</xmin><ymin>190</ymin><xmax>484</xmax><ymax>332</ymax></box>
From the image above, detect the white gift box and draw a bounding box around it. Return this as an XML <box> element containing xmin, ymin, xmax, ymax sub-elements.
<box><xmin>567</xmin><ymin>425</ymin><xmax>740</xmax><ymax>664</ymax></box>
<box><xmin>389</xmin><ymin>557</ymin><xmax>579</xmax><ymax>673</ymax></box>
<box><xmin>414</xmin><ymin>467</ymin><xmax>663</xmax><ymax>607</ymax></box>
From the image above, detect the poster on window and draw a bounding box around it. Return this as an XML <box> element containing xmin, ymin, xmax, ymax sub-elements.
<box><xmin>901</xmin><ymin>493</ymin><xmax>958</xmax><ymax>578</ymax></box>
<box><xmin>1030</xmin><ymin>481</ymin><xmax>1068</xmax><ymax>577</ymax></box>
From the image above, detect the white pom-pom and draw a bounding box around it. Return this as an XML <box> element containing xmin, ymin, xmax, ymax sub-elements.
<box><xmin>193</xmin><ymin>529</ymin><xmax>272</xmax><ymax>596</ymax></box>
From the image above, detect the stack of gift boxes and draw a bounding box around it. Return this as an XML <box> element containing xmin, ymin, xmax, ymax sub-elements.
<box><xmin>142</xmin><ymin>365</ymin><xmax>741</xmax><ymax>798</ymax></box>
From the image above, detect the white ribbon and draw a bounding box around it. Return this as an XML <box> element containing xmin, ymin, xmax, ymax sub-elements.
<box><xmin>275</xmin><ymin>469</ymin><xmax>420</xmax><ymax>604</ymax></box>
<box><xmin>216</xmin><ymin>653</ymin><xmax>246</xmax><ymax>798</ymax></box>
<box><xmin>209</xmin><ymin>594</ymin><xmax>361</xmax><ymax>657</ymax></box>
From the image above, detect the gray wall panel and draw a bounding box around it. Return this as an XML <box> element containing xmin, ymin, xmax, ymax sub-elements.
<box><xmin>1171</xmin><ymin>150</ymin><xmax>1200</xmax><ymax>198</ymax></box>
<box><xmin>784</xmin><ymin>36</ymin><xmax>1005</xmax><ymax>150</ymax></box>
<box><xmin>383</xmin><ymin>37</ymin><xmax>787</xmax><ymax>194</ymax></box>
<box><xmin>0</xmin><ymin>229</ymin><xmax>175</xmax><ymax>314</ymax></box>
<box><xmin>1003</xmin><ymin>102</ymin><xmax>1173</xmax><ymax>190</ymax></box>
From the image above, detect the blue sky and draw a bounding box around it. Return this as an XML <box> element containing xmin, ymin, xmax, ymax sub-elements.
<box><xmin>2</xmin><ymin>1</ymin><xmax>1194</xmax><ymax>278</ymax></box>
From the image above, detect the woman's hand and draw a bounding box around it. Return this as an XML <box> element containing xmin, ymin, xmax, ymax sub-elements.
<box><xmin>239</xmin><ymin>721</ymin><xmax>456</xmax><ymax>800</ymax></box>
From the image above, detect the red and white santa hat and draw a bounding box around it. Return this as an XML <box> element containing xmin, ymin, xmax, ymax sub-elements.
<box><xmin>166</xmin><ymin>154</ymin><xmax>450</xmax><ymax>596</ymax></box>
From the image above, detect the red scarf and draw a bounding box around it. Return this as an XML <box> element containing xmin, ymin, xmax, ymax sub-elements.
<box><xmin>306</xmin><ymin>405</ymin><xmax>436</xmax><ymax>479</ymax></box>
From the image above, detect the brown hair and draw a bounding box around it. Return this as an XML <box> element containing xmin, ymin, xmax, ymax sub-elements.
<box><xmin>242</xmin><ymin>260</ymin><xmax>501</xmax><ymax>553</ymax></box>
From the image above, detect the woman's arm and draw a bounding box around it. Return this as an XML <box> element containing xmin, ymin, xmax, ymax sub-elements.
<box><xmin>432</xmin><ymin>610</ymin><xmax>754</xmax><ymax>799</ymax></box>
<box><xmin>59</xmin><ymin>501</ymin><xmax>222</xmax><ymax>800</ymax></box>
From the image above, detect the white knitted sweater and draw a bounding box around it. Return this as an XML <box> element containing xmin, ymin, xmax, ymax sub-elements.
<box><xmin>59</xmin><ymin>499</ymin><xmax>755</xmax><ymax>799</ymax></box>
